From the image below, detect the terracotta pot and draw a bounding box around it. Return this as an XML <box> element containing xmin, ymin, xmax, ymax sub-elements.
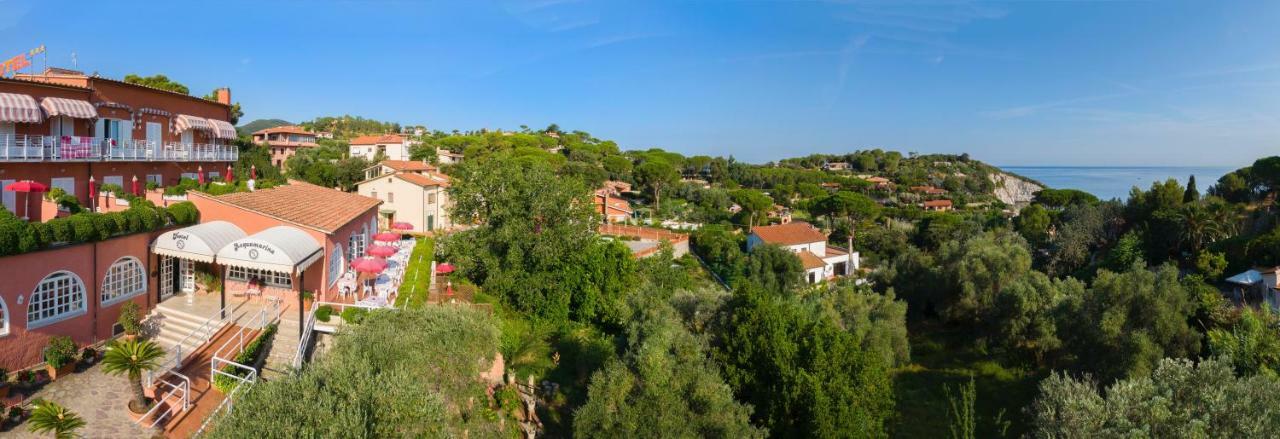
<box><xmin>46</xmin><ymin>364</ymin><xmax>74</xmax><ymax>381</ymax></box>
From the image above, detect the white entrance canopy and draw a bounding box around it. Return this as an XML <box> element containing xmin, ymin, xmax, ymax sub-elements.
<box><xmin>152</xmin><ymin>221</ymin><xmax>247</xmax><ymax>263</ymax></box>
<box><xmin>216</xmin><ymin>226</ymin><xmax>323</xmax><ymax>274</ymax></box>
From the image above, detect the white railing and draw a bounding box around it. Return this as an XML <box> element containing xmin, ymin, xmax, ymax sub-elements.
<box><xmin>145</xmin><ymin>304</ymin><xmax>232</xmax><ymax>389</ymax></box>
<box><xmin>0</xmin><ymin>134</ymin><xmax>237</xmax><ymax>162</ymax></box>
<box><xmin>192</xmin><ymin>368</ymin><xmax>255</xmax><ymax>438</ymax></box>
<box><xmin>135</xmin><ymin>371</ymin><xmax>191</xmax><ymax>429</ymax></box>
<box><xmin>291</xmin><ymin>301</ymin><xmax>385</xmax><ymax>369</ymax></box>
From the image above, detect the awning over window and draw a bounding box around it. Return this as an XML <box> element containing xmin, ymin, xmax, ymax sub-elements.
<box><xmin>39</xmin><ymin>97</ymin><xmax>96</xmax><ymax>119</ymax></box>
<box><xmin>208</xmin><ymin>118</ymin><xmax>237</xmax><ymax>139</ymax></box>
<box><xmin>0</xmin><ymin>93</ymin><xmax>42</xmax><ymax>123</ymax></box>
<box><xmin>216</xmin><ymin>226</ymin><xmax>324</xmax><ymax>274</ymax></box>
<box><xmin>173</xmin><ymin>114</ymin><xmax>213</xmax><ymax>134</ymax></box>
<box><xmin>152</xmin><ymin>221</ymin><xmax>247</xmax><ymax>263</ymax></box>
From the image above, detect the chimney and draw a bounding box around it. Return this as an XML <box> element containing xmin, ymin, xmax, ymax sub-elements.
<box><xmin>215</xmin><ymin>87</ymin><xmax>231</xmax><ymax>105</ymax></box>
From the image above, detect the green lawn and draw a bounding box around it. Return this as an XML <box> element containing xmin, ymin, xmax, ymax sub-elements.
<box><xmin>395</xmin><ymin>237</ymin><xmax>434</xmax><ymax>309</ymax></box>
<box><xmin>892</xmin><ymin>321</ymin><xmax>1043</xmax><ymax>438</ymax></box>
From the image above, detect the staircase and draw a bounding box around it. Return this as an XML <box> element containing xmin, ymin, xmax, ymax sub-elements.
<box><xmin>260</xmin><ymin>317</ymin><xmax>302</xmax><ymax>380</ymax></box>
<box><xmin>146</xmin><ymin>301</ymin><xmax>229</xmax><ymax>368</ymax></box>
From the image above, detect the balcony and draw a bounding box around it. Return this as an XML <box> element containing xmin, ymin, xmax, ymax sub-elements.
<box><xmin>0</xmin><ymin>134</ymin><xmax>238</xmax><ymax>162</ymax></box>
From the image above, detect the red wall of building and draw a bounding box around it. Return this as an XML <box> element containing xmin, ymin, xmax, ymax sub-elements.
<box><xmin>0</xmin><ymin>229</ymin><xmax>167</xmax><ymax>371</ymax></box>
<box><xmin>0</xmin><ymin>161</ymin><xmax>231</xmax><ymax>219</ymax></box>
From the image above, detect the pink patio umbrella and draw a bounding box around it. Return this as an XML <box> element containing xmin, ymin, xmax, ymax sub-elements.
<box><xmin>250</xmin><ymin>164</ymin><xmax>257</xmax><ymax>180</ymax></box>
<box><xmin>225</xmin><ymin>165</ymin><xmax>234</xmax><ymax>183</ymax></box>
<box><xmin>88</xmin><ymin>176</ymin><xmax>97</xmax><ymax>210</ymax></box>
<box><xmin>131</xmin><ymin>175</ymin><xmax>140</xmax><ymax>196</ymax></box>
<box><xmin>351</xmin><ymin>256</ymin><xmax>389</xmax><ymax>297</ymax></box>
<box><xmin>4</xmin><ymin>180</ymin><xmax>47</xmax><ymax>219</ymax></box>
<box><xmin>435</xmin><ymin>263</ymin><xmax>455</xmax><ymax>274</ymax></box>
<box><xmin>367</xmin><ymin>245</ymin><xmax>397</xmax><ymax>257</ymax></box>
<box><xmin>372</xmin><ymin>232</ymin><xmax>400</xmax><ymax>243</ymax></box>
<box><xmin>390</xmin><ymin>221</ymin><xmax>413</xmax><ymax>231</ymax></box>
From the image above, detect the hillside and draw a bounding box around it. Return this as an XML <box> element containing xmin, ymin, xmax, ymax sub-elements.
<box><xmin>237</xmin><ymin>118</ymin><xmax>293</xmax><ymax>136</ymax></box>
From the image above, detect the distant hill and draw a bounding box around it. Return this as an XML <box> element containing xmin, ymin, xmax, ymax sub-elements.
<box><xmin>237</xmin><ymin>119</ymin><xmax>293</xmax><ymax>136</ymax></box>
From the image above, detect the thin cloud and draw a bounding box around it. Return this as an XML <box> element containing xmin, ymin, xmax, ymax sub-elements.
<box><xmin>585</xmin><ymin>33</ymin><xmax>663</xmax><ymax>49</ymax></box>
<box><xmin>980</xmin><ymin>91</ymin><xmax>1140</xmax><ymax>119</ymax></box>
<box><xmin>549</xmin><ymin>17</ymin><xmax>600</xmax><ymax>32</ymax></box>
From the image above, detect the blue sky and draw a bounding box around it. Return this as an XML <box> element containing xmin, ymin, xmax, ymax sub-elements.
<box><xmin>2</xmin><ymin>0</ymin><xmax>1278</xmax><ymax>166</ymax></box>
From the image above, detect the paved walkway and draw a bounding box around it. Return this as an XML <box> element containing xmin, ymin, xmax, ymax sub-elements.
<box><xmin>1</xmin><ymin>362</ymin><xmax>155</xmax><ymax>439</ymax></box>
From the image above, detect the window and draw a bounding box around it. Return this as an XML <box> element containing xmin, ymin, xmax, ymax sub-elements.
<box><xmin>348</xmin><ymin>230</ymin><xmax>366</xmax><ymax>262</ymax></box>
<box><xmin>371</xmin><ymin>191</ymin><xmax>377</xmax><ymax>200</ymax></box>
<box><xmin>101</xmin><ymin>257</ymin><xmax>146</xmax><ymax>306</ymax></box>
<box><xmin>329</xmin><ymin>245</ymin><xmax>345</xmax><ymax>286</ymax></box>
<box><xmin>227</xmin><ymin>266</ymin><xmax>292</xmax><ymax>288</ymax></box>
<box><xmin>147</xmin><ymin>174</ymin><xmax>163</xmax><ymax>185</ymax></box>
<box><xmin>388</xmin><ymin>192</ymin><xmax>394</xmax><ymax>203</ymax></box>
<box><xmin>428</xmin><ymin>193</ymin><xmax>436</xmax><ymax>204</ymax></box>
<box><xmin>27</xmin><ymin>271</ymin><xmax>87</xmax><ymax>328</ymax></box>
<box><xmin>0</xmin><ymin>296</ymin><xmax>8</xmax><ymax>337</ymax></box>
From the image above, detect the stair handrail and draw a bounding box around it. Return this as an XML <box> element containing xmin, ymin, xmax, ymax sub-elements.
<box><xmin>145</xmin><ymin>303</ymin><xmax>233</xmax><ymax>388</ymax></box>
<box><xmin>135</xmin><ymin>370</ymin><xmax>191</xmax><ymax>429</ymax></box>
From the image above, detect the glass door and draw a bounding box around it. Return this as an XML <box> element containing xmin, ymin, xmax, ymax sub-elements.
<box><xmin>180</xmin><ymin>259</ymin><xmax>195</xmax><ymax>293</ymax></box>
<box><xmin>160</xmin><ymin>256</ymin><xmax>175</xmax><ymax>300</ymax></box>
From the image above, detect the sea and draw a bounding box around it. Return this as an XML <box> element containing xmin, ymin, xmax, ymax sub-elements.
<box><xmin>1001</xmin><ymin>166</ymin><xmax>1237</xmax><ymax>202</ymax></box>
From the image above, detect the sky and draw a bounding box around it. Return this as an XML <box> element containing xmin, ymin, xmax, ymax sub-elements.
<box><xmin>1</xmin><ymin>0</ymin><xmax>1278</xmax><ymax>166</ymax></box>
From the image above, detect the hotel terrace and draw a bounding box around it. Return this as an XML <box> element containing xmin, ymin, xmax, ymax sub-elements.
<box><xmin>0</xmin><ymin>69</ymin><xmax>238</xmax><ymax>220</ymax></box>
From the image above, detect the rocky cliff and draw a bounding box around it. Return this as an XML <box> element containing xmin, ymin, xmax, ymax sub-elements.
<box><xmin>989</xmin><ymin>172</ymin><xmax>1043</xmax><ymax>207</ymax></box>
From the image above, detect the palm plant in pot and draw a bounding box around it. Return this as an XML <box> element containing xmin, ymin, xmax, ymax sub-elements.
<box><xmin>101</xmin><ymin>338</ymin><xmax>166</xmax><ymax>414</ymax></box>
<box><xmin>26</xmin><ymin>399</ymin><xmax>85</xmax><ymax>439</ymax></box>
<box><xmin>43</xmin><ymin>337</ymin><xmax>78</xmax><ymax>380</ymax></box>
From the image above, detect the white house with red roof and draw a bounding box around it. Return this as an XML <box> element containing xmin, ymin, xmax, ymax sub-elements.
<box><xmin>747</xmin><ymin>221</ymin><xmax>859</xmax><ymax>284</ymax></box>
<box><xmin>349</xmin><ymin>134</ymin><xmax>411</xmax><ymax>161</ymax></box>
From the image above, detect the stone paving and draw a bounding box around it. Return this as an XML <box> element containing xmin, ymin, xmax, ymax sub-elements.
<box><xmin>1</xmin><ymin>362</ymin><xmax>156</xmax><ymax>439</ymax></box>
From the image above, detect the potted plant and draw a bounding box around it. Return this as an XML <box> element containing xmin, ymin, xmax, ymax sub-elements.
<box><xmin>0</xmin><ymin>369</ymin><xmax>8</xmax><ymax>398</ymax></box>
<box><xmin>6</xmin><ymin>405</ymin><xmax>22</xmax><ymax>428</ymax></box>
<box><xmin>26</xmin><ymin>399</ymin><xmax>85</xmax><ymax>438</ymax></box>
<box><xmin>79</xmin><ymin>347</ymin><xmax>98</xmax><ymax>368</ymax></box>
<box><xmin>101</xmin><ymin>338</ymin><xmax>166</xmax><ymax>414</ymax></box>
<box><xmin>43</xmin><ymin>336</ymin><xmax>78</xmax><ymax>380</ymax></box>
<box><xmin>118</xmin><ymin>302</ymin><xmax>142</xmax><ymax>340</ymax></box>
<box><xmin>15</xmin><ymin>370</ymin><xmax>35</xmax><ymax>391</ymax></box>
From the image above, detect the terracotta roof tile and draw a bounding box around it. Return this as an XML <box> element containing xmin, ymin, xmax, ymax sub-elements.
<box><xmin>204</xmin><ymin>180</ymin><xmax>380</xmax><ymax>233</ymax></box>
<box><xmin>396</xmin><ymin>172</ymin><xmax>451</xmax><ymax>188</ymax></box>
<box><xmin>752</xmin><ymin>221</ymin><xmax>827</xmax><ymax>245</ymax></box>
<box><xmin>349</xmin><ymin>134</ymin><xmax>405</xmax><ymax>145</ymax></box>
<box><xmin>380</xmin><ymin>160</ymin><xmax>435</xmax><ymax>172</ymax></box>
<box><xmin>923</xmin><ymin>199</ymin><xmax>953</xmax><ymax>207</ymax></box>
<box><xmin>797</xmin><ymin>250</ymin><xmax>826</xmax><ymax>269</ymax></box>
<box><xmin>253</xmin><ymin>125</ymin><xmax>312</xmax><ymax>135</ymax></box>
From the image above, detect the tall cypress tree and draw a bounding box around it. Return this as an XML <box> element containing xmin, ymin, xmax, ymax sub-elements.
<box><xmin>1184</xmin><ymin>174</ymin><xmax>1200</xmax><ymax>203</ymax></box>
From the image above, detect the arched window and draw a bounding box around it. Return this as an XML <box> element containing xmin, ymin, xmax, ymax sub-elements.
<box><xmin>101</xmin><ymin>256</ymin><xmax>147</xmax><ymax>306</ymax></box>
<box><xmin>27</xmin><ymin>271</ymin><xmax>87</xmax><ymax>329</ymax></box>
<box><xmin>329</xmin><ymin>244</ymin><xmax>345</xmax><ymax>286</ymax></box>
<box><xmin>0</xmin><ymin>296</ymin><xmax>9</xmax><ymax>337</ymax></box>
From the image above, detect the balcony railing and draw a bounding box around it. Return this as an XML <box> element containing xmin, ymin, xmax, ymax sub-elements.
<box><xmin>0</xmin><ymin>134</ymin><xmax>238</xmax><ymax>162</ymax></box>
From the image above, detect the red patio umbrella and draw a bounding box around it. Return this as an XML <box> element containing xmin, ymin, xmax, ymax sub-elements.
<box><xmin>4</xmin><ymin>180</ymin><xmax>48</xmax><ymax>219</ymax></box>
<box><xmin>88</xmin><ymin>176</ymin><xmax>97</xmax><ymax>211</ymax></box>
<box><xmin>351</xmin><ymin>257</ymin><xmax>388</xmax><ymax>273</ymax></box>
<box><xmin>367</xmin><ymin>245</ymin><xmax>397</xmax><ymax>257</ymax></box>
<box><xmin>435</xmin><ymin>263</ymin><xmax>455</xmax><ymax>274</ymax></box>
<box><xmin>197</xmin><ymin>166</ymin><xmax>205</xmax><ymax>184</ymax></box>
<box><xmin>390</xmin><ymin>221</ymin><xmax>413</xmax><ymax>231</ymax></box>
<box><xmin>225</xmin><ymin>165</ymin><xmax>234</xmax><ymax>183</ymax></box>
<box><xmin>131</xmin><ymin>175</ymin><xmax>141</xmax><ymax>196</ymax></box>
<box><xmin>372</xmin><ymin>232</ymin><xmax>400</xmax><ymax>242</ymax></box>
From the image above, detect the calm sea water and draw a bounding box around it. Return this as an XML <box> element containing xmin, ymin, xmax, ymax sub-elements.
<box><xmin>1001</xmin><ymin>166</ymin><xmax>1236</xmax><ymax>201</ymax></box>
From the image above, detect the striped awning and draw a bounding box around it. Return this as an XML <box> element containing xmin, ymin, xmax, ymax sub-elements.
<box><xmin>208</xmin><ymin>119</ymin><xmax>237</xmax><ymax>139</ymax></box>
<box><xmin>138</xmin><ymin>107</ymin><xmax>171</xmax><ymax>117</ymax></box>
<box><xmin>0</xmin><ymin>93</ymin><xmax>42</xmax><ymax>123</ymax></box>
<box><xmin>173</xmin><ymin>114</ymin><xmax>213</xmax><ymax>134</ymax></box>
<box><xmin>40</xmin><ymin>97</ymin><xmax>97</xmax><ymax>119</ymax></box>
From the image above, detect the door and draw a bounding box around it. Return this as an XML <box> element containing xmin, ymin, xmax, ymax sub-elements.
<box><xmin>160</xmin><ymin>256</ymin><xmax>175</xmax><ymax>300</ymax></box>
<box><xmin>180</xmin><ymin>259</ymin><xmax>195</xmax><ymax>293</ymax></box>
<box><xmin>427</xmin><ymin>214</ymin><xmax>434</xmax><ymax>231</ymax></box>
<box><xmin>0</xmin><ymin>179</ymin><xmax>13</xmax><ymax>214</ymax></box>
<box><xmin>146</xmin><ymin>122</ymin><xmax>162</xmax><ymax>146</ymax></box>
<box><xmin>180</xmin><ymin>129</ymin><xmax>193</xmax><ymax>145</ymax></box>
<box><xmin>50</xmin><ymin>177</ymin><xmax>75</xmax><ymax>196</ymax></box>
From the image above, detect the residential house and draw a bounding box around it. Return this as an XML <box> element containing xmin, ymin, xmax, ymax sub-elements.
<box><xmin>252</xmin><ymin>125</ymin><xmax>317</xmax><ymax>170</ymax></box>
<box><xmin>1226</xmin><ymin>267</ymin><xmax>1280</xmax><ymax>309</ymax></box>
<box><xmin>595</xmin><ymin>189</ymin><xmax>634</xmax><ymax>223</ymax></box>
<box><xmin>864</xmin><ymin>176</ymin><xmax>891</xmax><ymax>189</ymax></box>
<box><xmin>910</xmin><ymin>185</ymin><xmax>948</xmax><ymax>195</ymax></box>
<box><xmin>923</xmin><ymin>199</ymin><xmax>953</xmax><ymax>211</ymax></box>
<box><xmin>823</xmin><ymin>162</ymin><xmax>850</xmax><ymax>171</ymax></box>
<box><xmin>364</xmin><ymin>159</ymin><xmax>436</xmax><ymax>180</ymax></box>
<box><xmin>598</xmin><ymin>223</ymin><xmax>689</xmax><ymax>258</ymax></box>
<box><xmin>768</xmin><ymin>204</ymin><xmax>793</xmax><ymax>224</ymax></box>
<box><xmin>349</xmin><ymin>134</ymin><xmax>410</xmax><ymax>161</ymax></box>
<box><xmin>436</xmin><ymin>148</ymin><xmax>464</xmax><ymax>165</ymax></box>
<box><xmin>747</xmin><ymin>221</ymin><xmax>859</xmax><ymax>284</ymax></box>
<box><xmin>356</xmin><ymin>169</ymin><xmax>453</xmax><ymax>233</ymax></box>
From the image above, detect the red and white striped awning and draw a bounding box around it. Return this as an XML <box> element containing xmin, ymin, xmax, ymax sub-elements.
<box><xmin>208</xmin><ymin>119</ymin><xmax>237</xmax><ymax>139</ymax></box>
<box><xmin>40</xmin><ymin>97</ymin><xmax>97</xmax><ymax>119</ymax></box>
<box><xmin>0</xmin><ymin>93</ymin><xmax>42</xmax><ymax>123</ymax></box>
<box><xmin>173</xmin><ymin>114</ymin><xmax>214</xmax><ymax>134</ymax></box>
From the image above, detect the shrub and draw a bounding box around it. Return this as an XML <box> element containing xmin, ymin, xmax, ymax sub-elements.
<box><xmin>67</xmin><ymin>214</ymin><xmax>96</xmax><ymax>242</ymax></box>
<box><xmin>316</xmin><ymin>305</ymin><xmax>333</xmax><ymax>322</ymax></box>
<box><xmin>122</xmin><ymin>209</ymin><xmax>142</xmax><ymax>232</ymax></box>
<box><xmin>212</xmin><ymin>324</ymin><xmax>277</xmax><ymax>393</ymax></box>
<box><xmin>48</xmin><ymin>219</ymin><xmax>73</xmax><ymax>243</ymax></box>
<box><xmin>44</xmin><ymin>336</ymin><xmax>78</xmax><ymax>369</ymax></box>
<box><xmin>118</xmin><ymin>302</ymin><xmax>142</xmax><ymax>336</ymax></box>
<box><xmin>29</xmin><ymin>221</ymin><xmax>50</xmax><ymax>248</ymax></box>
<box><xmin>166</xmin><ymin>201</ymin><xmax>199</xmax><ymax>225</ymax></box>
<box><xmin>90</xmin><ymin>214</ymin><xmax>115</xmax><ymax>240</ymax></box>
<box><xmin>56</xmin><ymin>194</ymin><xmax>82</xmax><ymax>213</ymax></box>
<box><xmin>340</xmin><ymin>307</ymin><xmax>368</xmax><ymax>324</ymax></box>
<box><xmin>0</xmin><ymin>218</ymin><xmax>22</xmax><ymax>256</ymax></box>
<box><xmin>105</xmin><ymin>212</ymin><xmax>127</xmax><ymax>234</ymax></box>
<box><xmin>146</xmin><ymin>181</ymin><xmax>159</xmax><ymax>191</ymax></box>
<box><xmin>44</xmin><ymin>187</ymin><xmax>66</xmax><ymax>202</ymax></box>
<box><xmin>80</xmin><ymin>347</ymin><xmax>97</xmax><ymax>363</ymax></box>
